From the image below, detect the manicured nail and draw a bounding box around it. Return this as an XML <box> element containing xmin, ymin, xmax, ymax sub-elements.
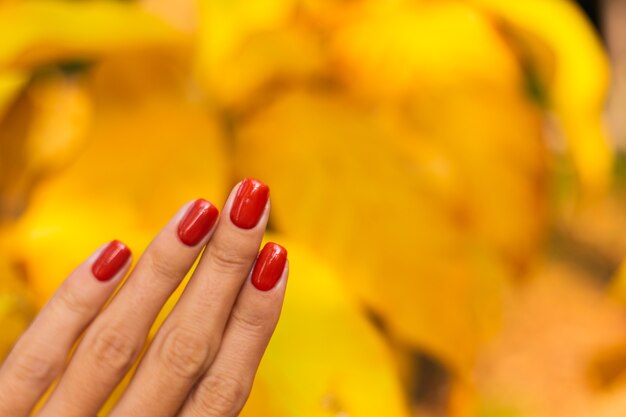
<box><xmin>251</xmin><ymin>243</ymin><xmax>287</xmax><ymax>291</ymax></box>
<box><xmin>178</xmin><ymin>199</ymin><xmax>219</xmax><ymax>246</ymax></box>
<box><xmin>230</xmin><ymin>178</ymin><xmax>270</xmax><ymax>229</ymax></box>
<box><xmin>92</xmin><ymin>240</ymin><xmax>131</xmax><ymax>282</ymax></box>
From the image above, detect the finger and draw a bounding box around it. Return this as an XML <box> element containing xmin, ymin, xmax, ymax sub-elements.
<box><xmin>179</xmin><ymin>243</ymin><xmax>288</xmax><ymax>417</ymax></box>
<box><xmin>109</xmin><ymin>178</ymin><xmax>270</xmax><ymax>417</ymax></box>
<box><xmin>0</xmin><ymin>241</ymin><xmax>132</xmax><ymax>417</ymax></box>
<box><xmin>37</xmin><ymin>199</ymin><xmax>219</xmax><ymax>417</ymax></box>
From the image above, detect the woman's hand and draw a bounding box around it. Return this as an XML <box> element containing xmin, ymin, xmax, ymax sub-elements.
<box><xmin>0</xmin><ymin>178</ymin><xmax>288</xmax><ymax>417</ymax></box>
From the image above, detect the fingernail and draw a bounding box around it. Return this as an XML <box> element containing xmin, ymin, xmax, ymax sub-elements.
<box><xmin>92</xmin><ymin>240</ymin><xmax>131</xmax><ymax>282</ymax></box>
<box><xmin>251</xmin><ymin>243</ymin><xmax>287</xmax><ymax>291</ymax></box>
<box><xmin>230</xmin><ymin>178</ymin><xmax>270</xmax><ymax>229</ymax></box>
<box><xmin>178</xmin><ymin>199</ymin><xmax>219</xmax><ymax>246</ymax></box>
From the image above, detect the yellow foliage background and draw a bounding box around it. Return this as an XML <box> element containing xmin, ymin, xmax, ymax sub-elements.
<box><xmin>1</xmin><ymin>0</ymin><xmax>625</xmax><ymax>416</ymax></box>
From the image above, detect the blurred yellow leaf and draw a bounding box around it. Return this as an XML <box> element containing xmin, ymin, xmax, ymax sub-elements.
<box><xmin>332</xmin><ymin>0</ymin><xmax>548</xmax><ymax>268</ymax></box>
<box><xmin>24</xmin><ymin>74</ymin><xmax>92</xmax><ymax>178</ymax></box>
<box><xmin>332</xmin><ymin>1</ymin><xmax>522</xmax><ymax>102</ymax></box>
<box><xmin>0</xmin><ymin>0</ymin><xmax>185</xmax><ymax>70</ymax></box>
<box><xmin>233</xmin><ymin>90</ymin><xmax>522</xmax><ymax>375</ymax></box>
<box><xmin>195</xmin><ymin>0</ymin><xmax>294</xmax><ymax>102</ymax></box>
<box><xmin>200</xmin><ymin>24</ymin><xmax>325</xmax><ymax>109</ymax></box>
<box><xmin>229</xmin><ymin>1</ymin><xmax>549</xmax><ymax>377</ymax></box>
<box><xmin>229</xmin><ymin>0</ymin><xmax>612</xmax><ymax>381</ymax></box>
<box><xmin>468</xmin><ymin>0</ymin><xmax>614</xmax><ymax>196</ymax></box>
<box><xmin>11</xmin><ymin>51</ymin><xmax>230</xmax><ymax>305</ymax></box>
<box><xmin>0</xmin><ymin>72</ymin><xmax>92</xmax><ymax>221</ymax></box>
<box><xmin>0</xmin><ymin>0</ymin><xmax>190</xmax><ymax>220</ymax></box>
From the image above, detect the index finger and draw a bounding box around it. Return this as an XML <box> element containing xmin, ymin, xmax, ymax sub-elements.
<box><xmin>0</xmin><ymin>240</ymin><xmax>132</xmax><ymax>417</ymax></box>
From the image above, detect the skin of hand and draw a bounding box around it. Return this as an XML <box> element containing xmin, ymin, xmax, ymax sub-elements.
<box><xmin>0</xmin><ymin>178</ymin><xmax>289</xmax><ymax>417</ymax></box>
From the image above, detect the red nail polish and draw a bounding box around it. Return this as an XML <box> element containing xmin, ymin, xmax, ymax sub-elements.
<box><xmin>230</xmin><ymin>178</ymin><xmax>270</xmax><ymax>229</ymax></box>
<box><xmin>92</xmin><ymin>240</ymin><xmax>131</xmax><ymax>282</ymax></box>
<box><xmin>178</xmin><ymin>199</ymin><xmax>219</xmax><ymax>246</ymax></box>
<box><xmin>251</xmin><ymin>243</ymin><xmax>287</xmax><ymax>291</ymax></box>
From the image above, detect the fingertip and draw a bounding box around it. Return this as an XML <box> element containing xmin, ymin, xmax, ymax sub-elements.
<box><xmin>251</xmin><ymin>242</ymin><xmax>287</xmax><ymax>292</ymax></box>
<box><xmin>228</xmin><ymin>178</ymin><xmax>271</xmax><ymax>230</ymax></box>
<box><xmin>177</xmin><ymin>199</ymin><xmax>220</xmax><ymax>247</ymax></box>
<box><xmin>91</xmin><ymin>240</ymin><xmax>132</xmax><ymax>282</ymax></box>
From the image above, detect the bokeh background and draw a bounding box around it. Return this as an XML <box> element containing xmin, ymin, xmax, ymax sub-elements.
<box><xmin>3</xmin><ymin>0</ymin><xmax>626</xmax><ymax>416</ymax></box>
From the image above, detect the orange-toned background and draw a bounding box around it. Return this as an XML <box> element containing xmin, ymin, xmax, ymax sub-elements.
<box><xmin>2</xmin><ymin>1</ymin><xmax>626</xmax><ymax>416</ymax></box>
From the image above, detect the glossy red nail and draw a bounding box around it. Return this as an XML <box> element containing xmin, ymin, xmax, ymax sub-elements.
<box><xmin>251</xmin><ymin>243</ymin><xmax>287</xmax><ymax>291</ymax></box>
<box><xmin>230</xmin><ymin>178</ymin><xmax>270</xmax><ymax>229</ymax></box>
<box><xmin>92</xmin><ymin>240</ymin><xmax>131</xmax><ymax>282</ymax></box>
<box><xmin>178</xmin><ymin>199</ymin><xmax>219</xmax><ymax>246</ymax></box>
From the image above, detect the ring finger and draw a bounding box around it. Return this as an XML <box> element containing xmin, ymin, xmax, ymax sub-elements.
<box><xmin>0</xmin><ymin>241</ymin><xmax>132</xmax><ymax>417</ymax></box>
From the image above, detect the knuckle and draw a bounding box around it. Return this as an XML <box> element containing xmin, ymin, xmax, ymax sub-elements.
<box><xmin>230</xmin><ymin>306</ymin><xmax>271</xmax><ymax>337</ymax></box>
<box><xmin>192</xmin><ymin>373</ymin><xmax>248</xmax><ymax>416</ymax></box>
<box><xmin>146</xmin><ymin>249</ymin><xmax>184</xmax><ymax>284</ymax></box>
<box><xmin>10</xmin><ymin>347</ymin><xmax>61</xmax><ymax>386</ymax></box>
<box><xmin>207</xmin><ymin>241</ymin><xmax>255</xmax><ymax>274</ymax></box>
<box><xmin>88</xmin><ymin>327</ymin><xmax>138</xmax><ymax>374</ymax></box>
<box><xmin>158</xmin><ymin>326</ymin><xmax>211</xmax><ymax>380</ymax></box>
<box><xmin>54</xmin><ymin>285</ymin><xmax>92</xmax><ymax>316</ymax></box>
